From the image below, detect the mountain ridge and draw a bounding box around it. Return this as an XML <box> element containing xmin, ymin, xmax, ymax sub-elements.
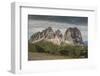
<box><xmin>29</xmin><ymin>27</ymin><xmax>84</xmax><ymax>46</ymax></box>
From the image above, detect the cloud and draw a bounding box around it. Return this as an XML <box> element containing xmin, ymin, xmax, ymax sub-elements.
<box><xmin>28</xmin><ymin>15</ymin><xmax>88</xmax><ymax>41</ymax></box>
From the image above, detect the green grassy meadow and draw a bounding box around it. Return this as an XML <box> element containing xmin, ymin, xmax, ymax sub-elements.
<box><xmin>28</xmin><ymin>41</ymin><xmax>88</xmax><ymax>60</ymax></box>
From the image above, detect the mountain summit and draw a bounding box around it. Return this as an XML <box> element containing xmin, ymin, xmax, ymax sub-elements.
<box><xmin>64</xmin><ymin>27</ymin><xmax>83</xmax><ymax>45</ymax></box>
<box><xmin>29</xmin><ymin>27</ymin><xmax>83</xmax><ymax>45</ymax></box>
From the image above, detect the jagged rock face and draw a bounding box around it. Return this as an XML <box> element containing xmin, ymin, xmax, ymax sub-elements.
<box><xmin>30</xmin><ymin>27</ymin><xmax>83</xmax><ymax>45</ymax></box>
<box><xmin>30</xmin><ymin>27</ymin><xmax>63</xmax><ymax>45</ymax></box>
<box><xmin>30</xmin><ymin>27</ymin><xmax>55</xmax><ymax>41</ymax></box>
<box><xmin>64</xmin><ymin>27</ymin><xmax>83</xmax><ymax>45</ymax></box>
<box><xmin>30</xmin><ymin>32</ymin><xmax>41</xmax><ymax>41</ymax></box>
<box><xmin>52</xmin><ymin>29</ymin><xmax>63</xmax><ymax>45</ymax></box>
<box><xmin>43</xmin><ymin>27</ymin><xmax>55</xmax><ymax>39</ymax></box>
<box><xmin>55</xmin><ymin>30</ymin><xmax>63</xmax><ymax>39</ymax></box>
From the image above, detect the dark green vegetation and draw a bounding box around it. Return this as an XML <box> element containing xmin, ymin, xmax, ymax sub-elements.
<box><xmin>28</xmin><ymin>41</ymin><xmax>88</xmax><ymax>60</ymax></box>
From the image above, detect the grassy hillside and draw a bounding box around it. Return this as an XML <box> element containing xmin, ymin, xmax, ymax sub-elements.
<box><xmin>28</xmin><ymin>40</ymin><xmax>88</xmax><ymax>59</ymax></box>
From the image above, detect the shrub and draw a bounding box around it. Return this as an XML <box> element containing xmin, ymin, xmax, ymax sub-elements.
<box><xmin>28</xmin><ymin>43</ymin><xmax>37</xmax><ymax>52</ymax></box>
<box><xmin>28</xmin><ymin>41</ymin><xmax>88</xmax><ymax>58</ymax></box>
<box><xmin>80</xmin><ymin>46</ymin><xmax>88</xmax><ymax>58</ymax></box>
<box><xmin>59</xmin><ymin>49</ymin><xmax>69</xmax><ymax>56</ymax></box>
<box><xmin>35</xmin><ymin>45</ymin><xmax>45</xmax><ymax>53</ymax></box>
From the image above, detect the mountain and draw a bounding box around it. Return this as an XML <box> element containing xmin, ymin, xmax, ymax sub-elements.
<box><xmin>29</xmin><ymin>27</ymin><xmax>83</xmax><ymax>46</ymax></box>
<box><xmin>64</xmin><ymin>27</ymin><xmax>83</xmax><ymax>45</ymax></box>
<box><xmin>43</xmin><ymin>27</ymin><xmax>55</xmax><ymax>39</ymax></box>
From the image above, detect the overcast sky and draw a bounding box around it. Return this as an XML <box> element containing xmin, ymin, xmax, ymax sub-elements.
<box><xmin>28</xmin><ymin>15</ymin><xmax>88</xmax><ymax>41</ymax></box>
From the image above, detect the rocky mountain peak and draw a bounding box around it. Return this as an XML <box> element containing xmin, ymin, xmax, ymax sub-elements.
<box><xmin>55</xmin><ymin>29</ymin><xmax>63</xmax><ymax>38</ymax></box>
<box><xmin>43</xmin><ymin>27</ymin><xmax>55</xmax><ymax>39</ymax></box>
<box><xmin>30</xmin><ymin>27</ymin><xmax>83</xmax><ymax>45</ymax></box>
<box><xmin>64</xmin><ymin>27</ymin><xmax>83</xmax><ymax>45</ymax></box>
<box><xmin>46</xmin><ymin>27</ymin><xmax>53</xmax><ymax>32</ymax></box>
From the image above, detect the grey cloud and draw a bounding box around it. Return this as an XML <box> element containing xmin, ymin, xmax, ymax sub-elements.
<box><xmin>28</xmin><ymin>15</ymin><xmax>88</xmax><ymax>41</ymax></box>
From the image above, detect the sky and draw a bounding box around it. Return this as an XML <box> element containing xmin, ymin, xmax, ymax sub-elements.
<box><xmin>28</xmin><ymin>15</ymin><xmax>88</xmax><ymax>41</ymax></box>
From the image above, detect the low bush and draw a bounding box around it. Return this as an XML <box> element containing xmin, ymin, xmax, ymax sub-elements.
<box><xmin>28</xmin><ymin>41</ymin><xmax>88</xmax><ymax>58</ymax></box>
<box><xmin>35</xmin><ymin>45</ymin><xmax>45</xmax><ymax>53</ymax></box>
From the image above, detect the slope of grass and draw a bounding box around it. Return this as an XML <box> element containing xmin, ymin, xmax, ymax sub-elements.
<box><xmin>28</xmin><ymin>40</ymin><xmax>88</xmax><ymax>59</ymax></box>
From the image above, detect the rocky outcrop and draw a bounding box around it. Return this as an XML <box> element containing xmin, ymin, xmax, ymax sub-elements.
<box><xmin>29</xmin><ymin>27</ymin><xmax>83</xmax><ymax>45</ymax></box>
<box><xmin>43</xmin><ymin>27</ymin><xmax>55</xmax><ymax>39</ymax></box>
<box><xmin>64</xmin><ymin>27</ymin><xmax>83</xmax><ymax>45</ymax></box>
